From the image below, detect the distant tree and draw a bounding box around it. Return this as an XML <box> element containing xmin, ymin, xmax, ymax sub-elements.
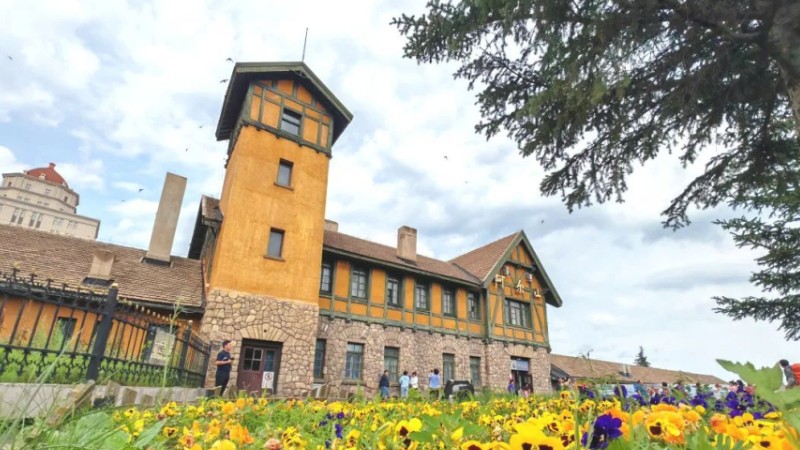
<box><xmin>393</xmin><ymin>0</ymin><xmax>800</xmax><ymax>339</ymax></box>
<box><xmin>634</xmin><ymin>346</ymin><xmax>651</xmax><ymax>367</ymax></box>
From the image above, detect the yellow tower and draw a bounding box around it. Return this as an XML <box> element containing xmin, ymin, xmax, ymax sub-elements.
<box><xmin>202</xmin><ymin>62</ymin><xmax>352</xmax><ymax>396</ymax></box>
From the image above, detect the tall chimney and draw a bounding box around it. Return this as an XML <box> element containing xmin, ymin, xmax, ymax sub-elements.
<box><xmin>324</xmin><ymin>219</ymin><xmax>339</xmax><ymax>232</ymax></box>
<box><xmin>145</xmin><ymin>172</ymin><xmax>187</xmax><ymax>264</ymax></box>
<box><xmin>397</xmin><ymin>226</ymin><xmax>417</xmax><ymax>262</ymax></box>
<box><xmin>88</xmin><ymin>249</ymin><xmax>115</xmax><ymax>280</ymax></box>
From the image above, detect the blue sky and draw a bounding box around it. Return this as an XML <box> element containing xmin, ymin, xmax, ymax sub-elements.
<box><xmin>0</xmin><ymin>0</ymin><xmax>795</xmax><ymax>380</ymax></box>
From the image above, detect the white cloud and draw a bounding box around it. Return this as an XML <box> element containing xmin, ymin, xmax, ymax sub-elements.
<box><xmin>0</xmin><ymin>0</ymin><xmax>795</xmax><ymax>381</ymax></box>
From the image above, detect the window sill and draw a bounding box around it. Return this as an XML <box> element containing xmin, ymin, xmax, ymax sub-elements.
<box><xmin>504</xmin><ymin>324</ymin><xmax>534</xmax><ymax>331</ymax></box>
<box><xmin>350</xmin><ymin>298</ymin><xmax>368</xmax><ymax>304</ymax></box>
<box><xmin>387</xmin><ymin>304</ymin><xmax>403</xmax><ymax>310</ymax></box>
<box><xmin>274</xmin><ymin>182</ymin><xmax>294</xmax><ymax>191</ymax></box>
<box><xmin>468</xmin><ymin>318</ymin><xmax>482</xmax><ymax>323</ymax></box>
<box><xmin>264</xmin><ymin>255</ymin><xmax>285</xmax><ymax>262</ymax></box>
<box><xmin>341</xmin><ymin>379</ymin><xmax>363</xmax><ymax>385</ymax></box>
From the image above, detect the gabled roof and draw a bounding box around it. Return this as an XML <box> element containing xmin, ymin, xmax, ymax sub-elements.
<box><xmin>0</xmin><ymin>224</ymin><xmax>203</xmax><ymax>309</ymax></box>
<box><xmin>187</xmin><ymin>195</ymin><xmax>221</xmax><ymax>260</ymax></box>
<box><xmin>451</xmin><ymin>231</ymin><xmax>563</xmax><ymax>307</ymax></box>
<box><xmin>216</xmin><ymin>61</ymin><xmax>353</xmax><ymax>144</ymax></box>
<box><xmin>450</xmin><ymin>232</ymin><xmax>518</xmax><ymax>283</ymax></box>
<box><xmin>323</xmin><ymin>230</ymin><xmax>479</xmax><ymax>285</ymax></box>
<box><xmin>550</xmin><ymin>354</ymin><xmax>726</xmax><ymax>385</ymax></box>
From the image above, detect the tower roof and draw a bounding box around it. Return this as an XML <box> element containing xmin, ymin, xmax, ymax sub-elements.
<box><xmin>25</xmin><ymin>162</ymin><xmax>68</xmax><ymax>187</ymax></box>
<box><xmin>215</xmin><ymin>61</ymin><xmax>353</xmax><ymax>145</ymax></box>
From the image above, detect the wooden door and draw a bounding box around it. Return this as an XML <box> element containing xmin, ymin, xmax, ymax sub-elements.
<box><xmin>236</xmin><ymin>341</ymin><xmax>281</xmax><ymax>395</ymax></box>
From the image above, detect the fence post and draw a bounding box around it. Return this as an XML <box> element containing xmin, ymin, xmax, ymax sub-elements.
<box><xmin>177</xmin><ymin>321</ymin><xmax>192</xmax><ymax>385</ymax></box>
<box><xmin>86</xmin><ymin>284</ymin><xmax>119</xmax><ymax>381</ymax></box>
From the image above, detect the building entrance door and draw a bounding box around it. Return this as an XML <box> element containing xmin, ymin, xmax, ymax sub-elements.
<box><xmin>236</xmin><ymin>340</ymin><xmax>282</xmax><ymax>395</ymax></box>
<box><xmin>510</xmin><ymin>357</ymin><xmax>532</xmax><ymax>393</ymax></box>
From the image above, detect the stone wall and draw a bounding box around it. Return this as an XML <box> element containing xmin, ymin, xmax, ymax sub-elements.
<box><xmin>200</xmin><ymin>289</ymin><xmax>319</xmax><ymax>397</ymax></box>
<box><xmin>317</xmin><ymin>317</ymin><xmax>552</xmax><ymax>397</ymax></box>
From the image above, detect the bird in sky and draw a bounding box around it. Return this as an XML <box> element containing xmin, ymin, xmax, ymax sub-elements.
<box><xmin>226</xmin><ymin>57</ymin><xmax>234</xmax><ymax>63</ymax></box>
<box><xmin>220</xmin><ymin>79</ymin><xmax>228</xmax><ymax>83</ymax></box>
<box><xmin>6</xmin><ymin>55</ymin><xmax>11</xmax><ymax>61</ymax></box>
<box><xmin>198</xmin><ymin>124</ymin><xmax>203</xmax><ymax>128</ymax></box>
<box><xmin>444</xmin><ymin>155</ymin><xmax>448</xmax><ymax>160</ymax></box>
<box><xmin>540</xmin><ymin>219</ymin><xmax>545</xmax><ymax>224</ymax></box>
<box><xmin>185</xmin><ymin>148</ymin><xmax>189</xmax><ymax>152</ymax></box>
<box><xmin>138</xmin><ymin>188</ymin><xmax>143</xmax><ymax>192</ymax></box>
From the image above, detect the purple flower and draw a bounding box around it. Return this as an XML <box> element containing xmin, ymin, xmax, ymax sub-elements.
<box><xmin>580</xmin><ymin>414</ymin><xmax>623</xmax><ymax>449</ymax></box>
<box><xmin>335</xmin><ymin>423</ymin><xmax>343</xmax><ymax>439</ymax></box>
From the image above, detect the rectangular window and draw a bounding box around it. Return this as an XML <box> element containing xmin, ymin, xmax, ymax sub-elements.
<box><xmin>384</xmin><ymin>347</ymin><xmax>400</xmax><ymax>382</ymax></box>
<box><xmin>36</xmin><ymin>201</ymin><xmax>42</xmax><ymax>206</ymax></box>
<box><xmin>267</xmin><ymin>228</ymin><xmax>285</xmax><ymax>258</ymax></box>
<box><xmin>17</xmin><ymin>210</ymin><xmax>26</xmax><ymax>225</ymax></box>
<box><xmin>470</xmin><ymin>356</ymin><xmax>482</xmax><ymax>388</ymax></box>
<box><xmin>443</xmin><ymin>353</ymin><xmax>455</xmax><ymax>382</ymax></box>
<box><xmin>277</xmin><ymin>160</ymin><xmax>293</xmax><ymax>187</ymax></box>
<box><xmin>313</xmin><ymin>339</ymin><xmax>326</xmax><ymax>379</ymax></box>
<box><xmin>280</xmin><ymin>109</ymin><xmax>302</xmax><ymax>135</ymax></box>
<box><xmin>10</xmin><ymin>208</ymin><xmax>19</xmax><ymax>223</ymax></box>
<box><xmin>28</xmin><ymin>213</ymin><xmax>38</xmax><ymax>228</ymax></box>
<box><xmin>468</xmin><ymin>292</ymin><xmax>480</xmax><ymax>321</ymax></box>
<box><xmin>320</xmin><ymin>260</ymin><xmax>333</xmax><ymax>294</ymax></box>
<box><xmin>350</xmin><ymin>266</ymin><xmax>368</xmax><ymax>300</ymax></box>
<box><xmin>36</xmin><ymin>214</ymin><xmax>42</xmax><ymax>229</ymax></box>
<box><xmin>442</xmin><ymin>287</ymin><xmax>456</xmax><ymax>317</ymax></box>
<box><xmin>344</xmin><ymin>342</ymin><xmax>364</xmax><ymax>380</ymax></box>
<box><xmin>386</xmin><ymin>274</ymin><xmax>402</xmax><ymax>307</ymax></box>
<box><xmin>56</xmin><ymin>317</ymin><xmax>77</xmax><ymax>340</ymax></box>
<box><xmin>24</xmin><ymin>183</ymin><xmax>31</xmax><ymax>191</ymax></box>
<box><xmin>414</xmin><ymin>280</ymin><xmax>429</xmax><ymax>311</ymax></box>
<box><xmin>44</xmin><ymin>188</ymin><xmax>51</xmax><ymax>196</ymax></box>
<box><xmin>242</xmin><ymin>347</ymin><xmax>264</xmax><ymax>371</ymax></box>
<box><xmin>504</xmin><ymin>299</ymin><xmax>532</xmax><ymax>328</ymax></box>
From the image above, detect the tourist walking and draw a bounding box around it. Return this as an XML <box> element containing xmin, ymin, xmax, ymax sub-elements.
<box><xmin>399</xmin><ymin>371</ymin><xmax>410</xmax><ymax>398</ymax></box>
<box><xmin>429</xmin><ymin>368</ymin><xmax>441</xmax><ymax>400</ymax></box>
<box><xmin>214</xmin><ymin>340</ymin><xmax>234</xmax><ymax>396</ymax></box>
<box><xmin>780</xmin><ymin>359</ymin><xmax>799</xmax><ymax>388</ymax></box>
<box><xmin>379</xmin><ymin>370</ymin><xmax>390</xmax><ymax>399</ymax></box>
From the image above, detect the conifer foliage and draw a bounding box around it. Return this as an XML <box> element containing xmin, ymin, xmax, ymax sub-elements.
<box><xmin>635</xmin><ymin>346</ymin><xmax>651</xmax><ymax>367</ymax></box>
<box><xmin>393</xmin><ymin>0</ymin><xmax>800</xmax><ymax>339</ymax></box>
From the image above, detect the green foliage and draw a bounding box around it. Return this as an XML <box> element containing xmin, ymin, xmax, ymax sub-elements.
<box><xmin>717</xmin><ymin>359</ymin><xmax>800</xmax><ymax>437</ymax></box>
<box><xmin>393</xmin><ymin>0</ymin><xmax>800</xmax><ymax>340</ymax></box>
<box><xmin>634</xmin><ymin>346</ymin><xmax>650</xmax><ymax>367</ymax></box>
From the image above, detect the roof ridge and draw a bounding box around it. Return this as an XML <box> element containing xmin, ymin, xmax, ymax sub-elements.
<box><xmin>325</xmin><ymin>229</ymin><xmax>447</xmax><ymax>265</ymax></box>
<box><xmin>449</xmin><ymin>230</ymin><xmax>520</xmax><ymax>263</ymax></box>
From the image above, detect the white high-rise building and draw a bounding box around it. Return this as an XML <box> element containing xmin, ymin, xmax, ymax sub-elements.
<box><xmin>0</xmin><ymin>163</ymin><xmax>100</xmax><ymax>239</ymax></box>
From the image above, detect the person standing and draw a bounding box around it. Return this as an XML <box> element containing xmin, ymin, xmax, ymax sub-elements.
<box><xmin>215</xmin><ymin>340</ymin><xmax>234</xmax><ymax>396</ymax></box>
<box><xmin>409</xmin><ymin>371</ymin><xmax>419</xmax><ymax>391</ymax></box>
<box><xmin>429</xmin><ymin>368</ymin><xmax>441</xmax><ymax>400</ymax></box>
<box><xmin>779</xmin><ymin>359</ymin><xmax>799</xmax><ymax>388</ymax></box>
<box><xmin>399</xmin><ymin>370</ymin><xmax>410</xmax><ymax>398</ymax></box>
<box><xmin>379</xmin><ymin>370</ymin><xmax>390</xmax><ymax>399</ymax></box>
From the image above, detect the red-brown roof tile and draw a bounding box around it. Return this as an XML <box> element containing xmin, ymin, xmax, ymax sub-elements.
<box><xmin>0</xmin><ymin>224</ymin><xmax>203</xmax><ymax>308</ymax></box>
<box><xmin>550</xmin><ymin>354</ymin><xmax>726</xmax><ymax>385</ymax></box>
<box><xmin>323</xmin><ymin>230</ymin><xmax>479</xmax><ymax>284</ymax></box>
<box><xmin>25</xmin><ymin>163</ymin><xmax>67</xmax><ymax>187</ymax></box>
<box><xmin>450</xmin><ymin>231</ymin><xmax>519</xmax><ymax>283</ymax></box>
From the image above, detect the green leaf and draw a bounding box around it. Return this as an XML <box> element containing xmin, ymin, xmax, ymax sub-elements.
<box><xmin>717</xmin><ymin>359</ymin><xmax>800</xmax><ymax>410</ymax></box>
<box><xmin>131</xmin><ymin>420</ymin><xmax>164</xmax><ymax>449</ymax></box>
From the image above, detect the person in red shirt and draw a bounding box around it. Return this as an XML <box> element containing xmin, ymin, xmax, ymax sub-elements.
<box><xmin>779</xmin><ymin>359</ymin><xmax>799</xmax><ymax>388</ymax></box>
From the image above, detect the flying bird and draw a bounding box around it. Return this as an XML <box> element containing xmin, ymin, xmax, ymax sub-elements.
<box><xmin>226</xmin><ymin>57</ymin><xmax>234</xmax><ymax>63</ymax></box>
<box><xmin>540</xmin><ymin>219</ymin><xmax>545</xmax><ymax>224</ymax></box>
<box><xmin>198</xmin><ymin>124</ymin><xmax>203</xmax><ymax>129</ymax></box>
<box><xmin>220</xmin><ymin>79</ymin><xmax>228</xmax><ymax>83</ymax></box>
<box><xmin>185</xmin><ymin>148</ymin><xmax>189</xmax><ymax>152</ymax></box>
<box><xmin>443</xmin><ymin>155</ymin><xmax>448</xmax><ymax>160</ymax></box>
<box><xmin>6</xmin><ymin>55</ymin><xmax>11</xmax><ymax>61</ymax></box>
<box><xmin>138</xmin><ymin>188</ymin><xmax>143</xmax><ymax>192</ymax></box>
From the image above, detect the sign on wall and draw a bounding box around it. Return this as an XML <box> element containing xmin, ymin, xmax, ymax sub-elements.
<box><xmin>148</xmin><ymin>329</ymin><xmax>176</xmax><ymax>366</ymax></box>
<box><xmin>262</xmin><ymin>371</ymin><xmax>274</xmax><ymax>390</ymax></box>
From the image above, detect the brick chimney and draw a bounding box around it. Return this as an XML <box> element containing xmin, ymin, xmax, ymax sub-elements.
<box><xmin>88</xmin><ymin>249</ymin><xmax>115</xmax><ymax>280</ymax></box>
<box><xmin>145</xmin><ymin>172</ymin><xmax>187</xmax><ymax>264</ymax></box>
<box><xmin>324</xmin><ymin>220</ymin><xmax>338</xmax><ymax>232</ymax></box>
<box><xmin>397</xmin><ymin>226</ymin><xmax>417</xmax><ymax>262</ymax></box>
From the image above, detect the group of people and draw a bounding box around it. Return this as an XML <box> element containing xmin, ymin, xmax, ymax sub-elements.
<box><xmin>380</xmin><ymin>368</ymin><xmax>443</xmax><ymax>399</ymax></box>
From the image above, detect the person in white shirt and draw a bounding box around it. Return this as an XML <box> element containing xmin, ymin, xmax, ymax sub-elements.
<box><xmin>409</xmin><ymin>371</ymin><xmax>419</xmax><ymax>391</ymax></box>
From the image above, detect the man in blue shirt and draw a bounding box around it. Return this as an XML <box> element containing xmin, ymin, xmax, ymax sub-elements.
<box><xmin>215</xmin><ymin>340</ymin><xmax>234</xmax><ymax>395</ymax></box>
<box><xmin>429</xmin><ymin>368</ymin><xmax>441</xmax><ymax>400</ymax></box>
<box><xmin>399</xmin><ymin>370</ymin><xmax>410</xmax><ymax>398</ymax></box>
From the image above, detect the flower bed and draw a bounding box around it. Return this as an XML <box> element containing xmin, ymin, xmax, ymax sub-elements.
<box><xmin>98</xmin><ymin>388</ymin><xmax>797</xmax><ymax>450</ymax></box>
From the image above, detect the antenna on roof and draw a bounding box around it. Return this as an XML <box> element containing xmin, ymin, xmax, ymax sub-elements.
<box><xmin>301</xmin><ymin>27</ymin><xmax>309</xmax><ymax>62</ymax></box>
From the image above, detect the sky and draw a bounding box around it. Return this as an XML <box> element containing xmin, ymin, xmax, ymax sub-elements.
<box><xmin>0</xmin><ymin>0</ymin><xmax>794</xmax><ymax>381</ymax></box>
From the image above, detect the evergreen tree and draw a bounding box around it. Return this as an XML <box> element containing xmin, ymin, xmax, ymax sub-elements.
<box><xmin>634</xmin><ymin>346</ymin><xmax>651</xmax><ymax>367</ymax></box>
<box><xmin>393</xmin><ymin>0</ymin><xmax>800</xmax><ymax>339</ymax></box>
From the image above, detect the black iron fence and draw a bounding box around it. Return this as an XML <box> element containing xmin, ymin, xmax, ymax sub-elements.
<box><xmin>0</xmin><ymin>269</ymin><xmax>210</xmax><ymax>387</ymax></box>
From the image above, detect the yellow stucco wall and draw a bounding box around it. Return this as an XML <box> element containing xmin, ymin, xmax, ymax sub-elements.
<box><xmin>318</xmin><ymin>259</ymin><xmax>484</xmax><ymax>336</ymax></box>
<box><xmin>210</xmin><ymin>114</ymin><xmax>330</xmax><ymax>303</ymax></box>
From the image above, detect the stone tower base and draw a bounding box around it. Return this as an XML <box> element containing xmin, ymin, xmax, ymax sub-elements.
<box><xmin>200</xmin><ymin>289</ymin><xmax>319</xmax><ymax>397</ymax></box>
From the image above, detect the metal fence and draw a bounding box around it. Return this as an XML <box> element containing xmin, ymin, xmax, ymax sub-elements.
<box><xmin>0</xmin><ymin>268</ymin><xmax>210</xmax><ymax>387</ymax></box>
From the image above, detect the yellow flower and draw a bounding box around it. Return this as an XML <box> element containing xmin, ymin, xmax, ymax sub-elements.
<box><xmin>451</xmin><ymin>427</ymin><xmax>464</xmax><ymax>441</ymax></box>
<box><xmin>221</xmin><ymin>401</ymin><xmax>236</xmax><ymax>415</ymax></box>
<box><xmin>229</xmin><ymin>424</ymin><xmax>255</xmax><ymax>445</ymax></box>
<box><xmin>210</xmin><ymin>439</ymin><xmax>236</xmax><ymax>450</ymax></box>
<box><xmin>461</xmin><ymin>441</ymin><xmax>489</xmax><ymax>450</ymax></box>
<box><xmin>396</xmin><ymin>418</ymin><xmax>423</xmax><ymax>437</ymax></box>
<box><xmin>162</xmin><ymin>426</ymin><xmax>178</xmax><ymax>438</ymax></box>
